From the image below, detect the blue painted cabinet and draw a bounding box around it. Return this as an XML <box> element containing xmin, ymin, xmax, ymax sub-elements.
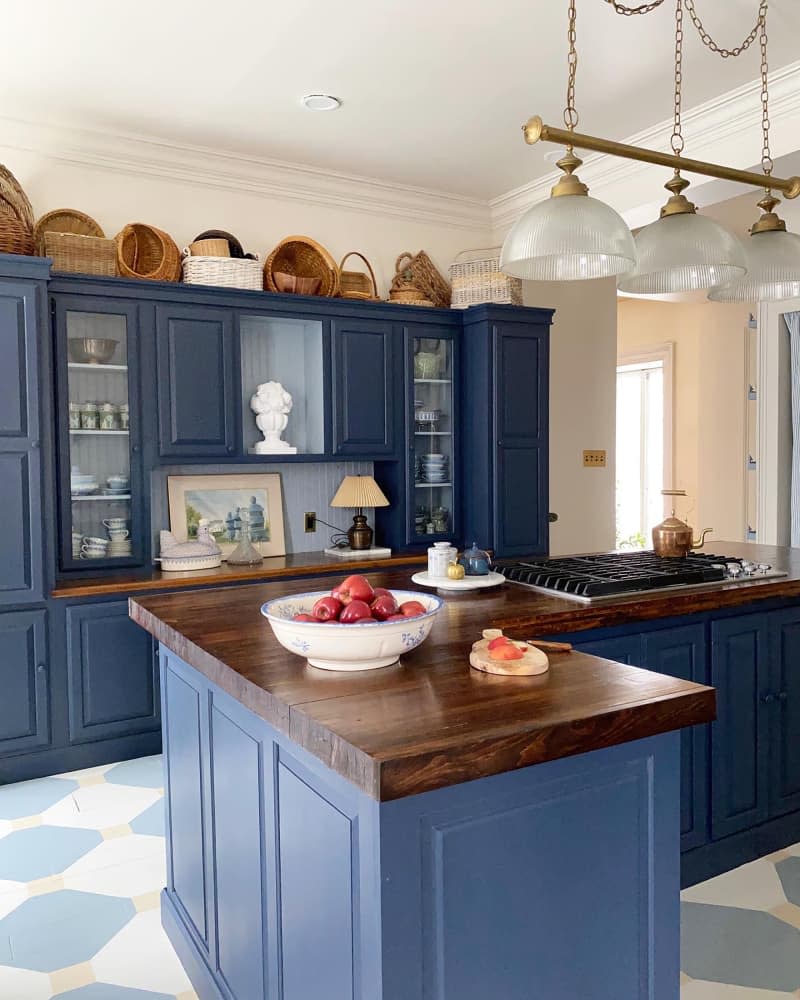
<box><xmin>710</xmin><ymin>613</ymin><xmax>770</xmax><ymax>840</ymax></box>
<box><xmin>331</xmin><ymin>318</ymin><xmax>396</xmax><ymax>457</ymax></box>
<box><xmin>573</xmin><ymin>634</ymin><xmax>642</xmax><ymax>665</ymax></box>
<box><xmin>767</xmin><ymin>607</ymin><xmax>800</xmax><ymax>818</ymax></box>
<box><xmin>66</xmin><ymin>601</ymin><xmax>159</xmax><ymax>744</ymax></box>
<box><xmin>0</xmin><ymin>610</ymin><xmax>50</xmax><ymax>755</ymax></box>
<box><xmin>0</xmin><ymin>279</ymin><xmax>44</xmax><ymax>603</ymax></box>
<box><xmin>157</xmin><ymin>304</ymin><xmax>237</xmax><ymax>458</ymax></box>
<box><xmin>461</xmin><ymin>306</ymin><xmax>552</xmax><ymax>558</ymax></box>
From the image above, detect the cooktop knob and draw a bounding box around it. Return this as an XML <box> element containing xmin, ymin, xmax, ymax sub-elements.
<box><xmin>727</xmin><ymin>564</ymin><xmax>742</xmax><ymax>578</ymax></box>
<box><xmin>758</xmin><ymin>563</ymin><xmax>772</xmax><ymax>573</ymax></box>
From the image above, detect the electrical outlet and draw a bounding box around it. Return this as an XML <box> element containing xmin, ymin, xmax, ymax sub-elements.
<box><xmin>304</xmin><ymin>511</ymin><xmax>317</xmax><ymax>533</ymax></box>
<box><xmin>583</xmin><ymin>450</ymin><xmax>607</xmax><ymax>468</ymax></box>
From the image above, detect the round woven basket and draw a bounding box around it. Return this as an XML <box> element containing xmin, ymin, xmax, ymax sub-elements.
<box><xmin>264</xmin><ymin>236</ymin><xmax>339</xmax><ymax>297</ymax></box>
<box><xmin>0</xmin><ymin>165</ymin><xmax>34</xmax><ymax>232</ymax></box>
<box><xmin>34</xmin><ymin>209</ymin><xmax>104</xmax><ymax>256</ymax></box>
<box><xmin>193</xmin><ymin>230</ymin><xmax>245</xmax><ymax>258</ymax></box>
<box><xmin>116</xmin><ymin>223</ymin><xmax>181</xmax><ymax>282</ymax></box>
<box><xmin>0</xmin><ymin>213</ymin><xmax>35</xmax><ymax>256</ymax></box>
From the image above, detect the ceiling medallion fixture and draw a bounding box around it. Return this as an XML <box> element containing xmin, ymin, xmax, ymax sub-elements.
<box><xmin>506</xmin><ymin>0</ymin><xmax>800</xmax><ymax>295</ymax></box>
<box><xmin>301</xmin><ymin>94</ymin><xmax>342</xmax><ymax>112</ymax></box>
<box><xmin>500</xmin><ymin>1</ymin><xmax>637</xmax><ymax>281</ymax></box>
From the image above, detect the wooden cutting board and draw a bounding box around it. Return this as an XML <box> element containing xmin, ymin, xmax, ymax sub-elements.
<box><xmin>469</xmin><ymin>629</ymin><xmax>549</xmax><ymax>676</ymax></box>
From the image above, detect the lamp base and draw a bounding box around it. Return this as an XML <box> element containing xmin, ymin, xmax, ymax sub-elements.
<box><xmin>323</xmin><ymin>546</ymin><xmax>392</xmax><ymax>560</ymax></box>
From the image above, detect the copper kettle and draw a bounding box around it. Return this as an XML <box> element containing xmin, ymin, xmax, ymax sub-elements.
<box><xmin>652</xmin><ymin>491</ymin><xmax>712</xmax><ymax>558</ymax></box>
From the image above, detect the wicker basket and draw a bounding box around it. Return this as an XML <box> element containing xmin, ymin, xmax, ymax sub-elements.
<box><xmin>338</xmin><ymin>251</ymin><xmax>379</xmax><ymax>300</ymax></box>
<box><xmin>450</xmin><ymin>247</ymin><xmax>523</xmax><ymax>308</ymax></box>
<box><xmin>34</xmin><ymin>209</ymin><xmax>104</xmax><ymax>255</ymax></box>
<box><xmin>264</xmin><ymin>236</ymin><xmax>339</xmax><ymax>297</ymax></box>
<box><xmin>0</xmin><ymin>165</ymin><xmax>34</xmax><ymax>232</ymax></box>
<box><xmin>388</xmin><ymin>253</ymin><xmax>434</xmax><ymax>306</ymax></box>
<box><xmin>394</xmin><ymin>249</ymin><xmax>451</xmax><ymax>308</ymax></box>
<box><xmin>188</xmin><ymin>238</ymin><xmax>229</xmax><ymax>257</ymax></box>
<box><xmin>116</xmin><ymin>223</ymin><xmax>181</xmax><ymax>282</ymax></box>
<box><xmin>0</xmin><ymin>213</ymin><xmax>35</xmax><ymax>256</ymax></box>
<box><xmin>44</xmin><ymin>232</ymin><xmax>116</xmax><ymax>275</ymax></box>
<box><xmin>193</xmin><ymin>230</ymin><xmax>245</xmax><ymax>258</ymax></box>
<box><xmin>181</xmin><ymin>250</ymin><xmax>262</xmax><ymax>290</ymax></box>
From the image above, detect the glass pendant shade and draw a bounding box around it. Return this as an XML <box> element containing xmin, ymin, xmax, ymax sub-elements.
<box><xmin>618</xmin><ymin>212</ymin><xmax>747</xmax><ymax>294</ymax></box>
<box><xmin>500</xmin><ymin>192</ymin><xmax>637</xmax><ymax>281</ymax></box>
<box><xmin>708</xmin><ymin>228</ymin><xmax>800</xmax><ymax>302</ymax></box>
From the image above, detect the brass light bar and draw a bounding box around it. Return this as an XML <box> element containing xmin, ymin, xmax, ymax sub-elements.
<box><xmin>523</xmin><ymin>115</ymin><xmax>800</xmax><ymax>200</ymax></box>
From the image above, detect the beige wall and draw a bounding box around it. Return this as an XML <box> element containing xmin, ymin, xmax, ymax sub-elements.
<box><xmin>617</xmin><ymin>297</ymin><xmax>753</xmax><ymax>546</ymax></box>
<box><xmin>526</xmin><ymin>279</ymin><xmax>619</xmax><ymax>556</ymax></box>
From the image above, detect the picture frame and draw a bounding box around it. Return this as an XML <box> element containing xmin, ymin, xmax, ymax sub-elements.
<box><xmin>167</xmin><ymin>473</ymin><xmax>286</xmax><ymax>560</ymax></box>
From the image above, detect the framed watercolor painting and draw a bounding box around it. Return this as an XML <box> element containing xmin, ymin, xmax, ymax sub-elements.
<box><xmin>167</xmin><ymin>473</ymin><xmax>285</xmax><ymax>559</ymax></box>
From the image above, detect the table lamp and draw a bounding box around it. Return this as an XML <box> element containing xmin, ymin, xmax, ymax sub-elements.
<box><xmin>330</xmin><ymin>475</ymin><xmax>389</xmax><ymax>550</ymax></box>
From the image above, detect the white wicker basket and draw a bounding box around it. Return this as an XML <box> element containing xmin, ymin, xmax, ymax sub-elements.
<box><xmin>181</xmin><ymin>250</ymin><xmax>262</xmax><ymax>291</ymax></box>
<box><xmin>449</xmin><ymin>247</ymin><xmax>523</xmax><ymax>308</ymax></box>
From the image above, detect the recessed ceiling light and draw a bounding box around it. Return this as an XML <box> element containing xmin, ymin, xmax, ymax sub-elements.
<box><xmin>301</xmin><ymin>94</ymin><xmax>342</xmax><ymax>112</ymax></box>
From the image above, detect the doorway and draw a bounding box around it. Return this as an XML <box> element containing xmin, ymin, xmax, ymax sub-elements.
<box><xmin>616</xmin><ymin>345</ymin><xmax>674</xmax><ymax>549</ymax></box>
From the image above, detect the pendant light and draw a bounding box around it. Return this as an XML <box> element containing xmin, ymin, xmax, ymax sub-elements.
<box><xmin>709</xmin><ymin>21</ymin><xmax>800</xmax><ymax>302</ymax></box>
<box><xmin>500</xmin><ymin>0</ymin><xmax>636</xmax><ymax>282</ymax></box>
<box><xmin>618</xmin><ymin>0</ymin><xmax>746</xmax><ymax>294</ymax></box>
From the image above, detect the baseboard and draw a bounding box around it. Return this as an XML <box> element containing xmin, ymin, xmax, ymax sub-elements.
<box><xmin>682</xmin><ymin>811</ymin><xmax>800</xmax><ymax>887</ymax></box>
<box><xmin>0</xmin><ymin>730</ymin><xmax>162</xmax><ymax>784</ymax></box>
<box><xmin>162</xmin><ymin>889</ymin><xmax>222</xmax><ymax>1000</ymax></box>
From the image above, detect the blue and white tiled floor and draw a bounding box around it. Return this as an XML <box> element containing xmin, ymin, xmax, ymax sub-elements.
<box><xmin>0</xmin><ymin>756</ymin><xmax>196</xmax><ymax>999</ymax></box>
<box><xmin>2</xmin><ymin>758</ymin><xmax>800</xmax><ymax>998</ymax></box>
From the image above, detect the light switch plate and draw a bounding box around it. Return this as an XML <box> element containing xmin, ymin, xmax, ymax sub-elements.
<box><xmin>583</xmin><ymin>450</ymin><xmax>607</xmax><ymax>468</ymax></box>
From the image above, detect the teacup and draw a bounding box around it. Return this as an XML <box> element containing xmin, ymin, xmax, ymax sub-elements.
<box><xmin>81</xmin><ymin>547</ymin><xmax>108</xmax><ymax>559</ymax></box>
<box><xmin>103</xmin><ymin>518</ymin><xmax>128</xmax><ymax>529</ymax></box>
<box><xmin>83</xmin><ymin>536</ymin><xmax>108</xmax><ymax>547</ymax></box>
<box><xmin>107</xmin><ymin>528</ymin><xmax>129</xmax><ymax>540</ymax></box>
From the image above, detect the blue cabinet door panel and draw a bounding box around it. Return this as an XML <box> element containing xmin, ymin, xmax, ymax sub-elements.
<box><xmin>0</xmin><ymin>610</ymin><xmax>49</xmax><ymax>754</ymax></box>
<box><xmin>0</xmin><ymin>281</ymin><xmax>42</xmax><ymax>604</ymax></box>
<box><xmin>157</xmin><ymin>306</ymin><xmax>236</xmax><ymax>457</ymax></box>
<box><xmin>494</xmin><ymin>445</ymin><xmax>546</xmax><ymax>556</ymax></box>
<box><xmin>711</xmin><ymin>615</ymin><xmax>770</xmax><ymax>839</ymax></box>
<box><xmin>573</xmin><ymin>634</ymin><xmax>643</xmax><ymax>665</ymax></box>
<box><xmin>67</xmin><ymin>602</ymin><xmax>159</xmax><ymax>743</ymax></box>
<box><xmin>768</xmin><ymin>608</ymin><xmax>800</xmax><ymax>817</ymax></box>
<box><xmin>331</xmin><ymin>320</ymin><xmax>395</xmax><ymax>456</ymax></box>
<box><xmin>643</xmin><ymin>624</ymin><xmax>709</xmax><ymax>851</ymax></box>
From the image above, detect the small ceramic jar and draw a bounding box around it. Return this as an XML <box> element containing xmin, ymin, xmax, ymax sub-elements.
<box><xmin>80</xmin><ymin>402</ymin><xmax>99</xmax><ymax>430</ymax></box>
<box><xmin>99</xmin><ymin>402</ymin><xmax>119</xmax><ymax>431</ymax></box>
<box><xmin>118</xmin><ymin>403</ymin><xmax>129</xmax><ymax>430</ymax></box>
<box><xmin>68</xmin><ymin>402</ymin><xmax>82</xmax><ymax>430</ymax></box>
<box><xmin>428</xmin><ymin>541</ymin><xmax>457</xmax><ymax>579</ymax></box>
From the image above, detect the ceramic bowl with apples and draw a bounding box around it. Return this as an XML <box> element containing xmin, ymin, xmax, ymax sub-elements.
<box><xmin>261</xmin><ymin>573</ymin><xmax>443</xmax><ymax>671</ymax></box>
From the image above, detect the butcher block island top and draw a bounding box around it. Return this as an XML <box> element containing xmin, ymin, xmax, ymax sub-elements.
<box><xmin>130</xmin><ymin>565</ymin><xmax>717</xmax><ymax>801</ymax></box>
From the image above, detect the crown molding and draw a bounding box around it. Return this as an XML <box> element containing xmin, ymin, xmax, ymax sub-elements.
<box><xmin>0</xmin><ymin>115</ymin><xmax>491</xmax><ymax>233</ymax></box>
<box><xmin>490</xmin><ymin>59</ymin><xmax>800</xmax><ymax>236</ymax></box>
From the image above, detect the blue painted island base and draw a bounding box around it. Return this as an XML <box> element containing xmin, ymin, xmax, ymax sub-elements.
<box><xmin>159</xmin><ymin>647</ymin><xmax>682</xmax><ymax>1000</ymax></box>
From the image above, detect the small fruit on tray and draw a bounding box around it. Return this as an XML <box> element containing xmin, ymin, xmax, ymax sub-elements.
<box><xmin>470</xmin><ymin>628</ymin><xmax>549</xmax><ymax>676</ymax></box>
<box><xmin>293</xmin><ymin>575</ymin><xmax>426</xmax><ymax>625</ymax></box>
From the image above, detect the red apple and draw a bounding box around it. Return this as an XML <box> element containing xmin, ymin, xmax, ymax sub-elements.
<box><xmin>399</xmin><ymin>600</ymin><xmax>427</xmax><ymax>618</ymax></box>
<box><xmin>371</xmin><ymin>594</ymin><xmax>399</xmax><ymax>620</ymax></box>
<box><xmin>312</xmin><ymin>596</ymin><xmax>343</xmax><ymax>622</ymax></box>
<box><xmin>292</xmin><ymin>613</ymin><xmax>317</xmax><ymax>622</ymax></box>
<box><xmin>372</xmin><ymin>587</ymin><xmax>392</xmax><ymax>600</ymax></box>
<box><xmin>339</xmin><ymin>599</ymin><xmax>373</xmax><ymax>623</ymax></box>
<box><xmin>331</xmin><ymin>574</ymin><xmax>375</xmax><ymax>606</ymax></box>
<box><xmin>487</xmin><ymin>635</ymin><xmax>511</xmax><ymax>651</ymax></box>
<box><xmin>488</xmin><ymin>643</ymin><xmax>525</xmax><ymax>662</ymax></box>
<box><xmin>385</xmin><ymin>613</ymin><xmax>407</xmax><ymax>621</ymax></box>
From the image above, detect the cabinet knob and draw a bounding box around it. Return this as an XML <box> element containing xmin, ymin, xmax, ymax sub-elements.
<box><xmin>761</xmin><ymin>693</ymin><xmax>775</xmax><ymax>704</ymax></box>
<box><xmin>36</xmin><ymin>663</ymin><xmax>46</xmax><ymax>674</ymax></box>
<box><xmin>131</xmin><ymin>444</ymin><xmax>140</xmax><ymax>454</ymax></box>
<box><xmin>31</xmin><ymin>440</ymin><xmax>39</xmax><ymax>450</ymax></box>
<box><xmin>778</xmin><ymin>691</ymin><xmax>788</xmax><ymax>702</ymax></box>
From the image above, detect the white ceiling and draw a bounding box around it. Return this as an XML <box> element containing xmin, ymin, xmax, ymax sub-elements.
<box><xmin>2</xmin><ymin>0</ymin><xmax>799</xmax><ymax>199</ymax></box>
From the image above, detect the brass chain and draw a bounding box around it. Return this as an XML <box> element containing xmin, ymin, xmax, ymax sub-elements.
<box><xmin>684</xmin><ymin>0</ymin><xmax>767</xmax><ymax>58</ymax></box>
<box><xmin>671</xmin><ymin>0</ymin><xmax>684</xmax><ymax>154</ymax></box>
<box><xmin>603</xmin><ymin>0</ymin><xmax>666</xmax><ymax>13</ymax></box>
<box><xmin>759</xmin><ymin>16</ymin><xmax>772</xmax><ymax>177</ymax></box>
<box><xmin>564</xmin><ymin>0</ymin><xmax>580</xmax><ymax>131</ymax></box>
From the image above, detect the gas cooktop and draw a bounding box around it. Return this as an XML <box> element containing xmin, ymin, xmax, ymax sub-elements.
<box><xmin>499</xmin><ymin>551</ymin><xmax>786</xmax><ymax>603</ymax></box>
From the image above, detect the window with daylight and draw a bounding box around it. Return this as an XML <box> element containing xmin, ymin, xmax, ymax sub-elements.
<box><xmin>616</xmin><ymin>345</ymin><xmax>673</xmax><ymax>549</ymax></box>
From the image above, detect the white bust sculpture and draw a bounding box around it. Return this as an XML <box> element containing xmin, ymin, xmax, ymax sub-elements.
<box><xmin>250</xmin><ymin>380</ymin><xmax>297</xmax><ymax>454</ymax></box>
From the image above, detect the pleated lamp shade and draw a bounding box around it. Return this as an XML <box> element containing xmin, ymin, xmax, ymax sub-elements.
<box><xmin>330</xmin><ymin>475</ymin><xmax>390</xmax><ymax>509</ymax></box>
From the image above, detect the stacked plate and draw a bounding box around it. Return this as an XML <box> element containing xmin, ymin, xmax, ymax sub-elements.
<box><xmin>422</xmin><ymin>453</ymin><xmax>449</xmax><ymax>483</ymax></box>
<box><xmin>71</xmin><ymin>473</ymin><xmax>98</xmax><ymax>495</ymax></box>
<box><xmin>108</xmin><ymin>537</ymin><xmax>132</xmax><ymax>557</ymax></box>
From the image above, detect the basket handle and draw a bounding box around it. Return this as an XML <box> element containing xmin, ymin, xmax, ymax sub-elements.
<box><xmin>395</xmin><ymin>252</ymin><xmax>415</xmax><ymax>275</ymax></box>
<box><xmin>454</xmin><ymin>247</ymin><xmax>503</xmax><ymax>261</ymax></box>
<box><xmin>339</xmin><ymin>251</ymin><xmax>378</xmax><ymax>297</ymax></box>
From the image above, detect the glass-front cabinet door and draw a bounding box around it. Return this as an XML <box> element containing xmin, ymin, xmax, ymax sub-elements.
<box><xmin>54</xmin><ymin>298</ymin><xmax>143</xmax><ymax>569</ymax></box>
<box><xmin>410</xmin><ymin>330</ymin><xmax>456</xmax><ymax>543</ymax></box>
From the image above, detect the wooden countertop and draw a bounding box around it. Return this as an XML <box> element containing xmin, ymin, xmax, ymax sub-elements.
<box><xmin>131</xmin><ymin>556</ymin><xmax>723</xmax><ymax>801</ymax></box>
<box><xmin>52</xmin><ymin>549</ymin><xmax>426</xmax><ymax>599</ymax></box>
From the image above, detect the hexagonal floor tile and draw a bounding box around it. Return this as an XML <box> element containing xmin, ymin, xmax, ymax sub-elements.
<box><xmin>681</xmin><ymin>901</ymin><xmax>800</xmax><ymax>992</ymax></box>
<box><xmin>129</xmin><ymin>799</ymin><xmax>164</xmax><ymax>838</ymax></box>
<box><xmin>56</xmin><ymin>984</ymin><xmax>175</xmax><ymax>999</ymax></box>
<box><xmin>41</xmin><ymin>784</ymin><xmax>162</xmax><ymax>831</ymax></box>
<box><xmin>0</xmin><ymin>880</ymin><xmax>29</xmax><ymax>921</ymax></box>
<box><xmin>0</xmin><ymin>890</ymin><xmax>134</xmax><ymax>972</ymax></box>
<box><xmin>0</xmin><ymin>826</ymin><xmax>101</xmax><ymax>882</ymax></box>
<box><xmin>0</xmin><ymin>964</ymin><xmax>52</xmax><ymax>998</ymax></box>
<box><xmin>776</xmin><ymin>856</ymin><xmax>800</xmax><ymax>907</ymax></box>
<box><xmin>92</xmin><ymin>909</ymin><xmax>194</xmax><ymax>995</ymax></box>
<box><xmin>104</xmin><ymin>756</ymin><xmax>164</xmax><ymax>789</ymax></box>
<box><xmin>0</xmin><ymin>776</ymin><xmax>78</xmax><ymax>820</ymax></box>
<box><xmin>681</xmin><ymin>857</ymin><xmax>788</xmax><ymax>911</ymax></box>
<box><xmin>63</xmin><ymin>836</ymin><xmax>165</xmax><ymax>899</ymax></box>
<box><xmin>681</xmin><ymin>981</ymin><xmax>800</xmax><ymax>998</ymax></box>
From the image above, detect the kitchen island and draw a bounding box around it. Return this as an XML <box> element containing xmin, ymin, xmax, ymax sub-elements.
<box><xmin>131</xmin><ymin>574</ymin><xmax>715</xmax><ymax>1000</ymax></box>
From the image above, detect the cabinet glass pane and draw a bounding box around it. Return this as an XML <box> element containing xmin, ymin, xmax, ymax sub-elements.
<box><xmin>240</xmin><ymin>316</ymin><xmax>324</xmax><ymax>454</ymax></box>
<box><xmin>66</xmin><ymin>312</ymin><xmax>132</xmax><ymax>561</ymax></box>
<box><xmin>412</xmin><ymin>337</ymin><xmax>453</xmax><ymax>539</ymax></box>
